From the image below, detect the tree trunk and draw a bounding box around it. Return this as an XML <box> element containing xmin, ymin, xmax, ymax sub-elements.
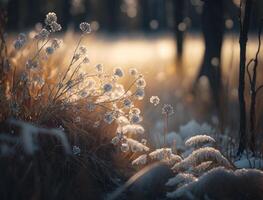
<box><xmin>141</xmin><ymin>0</ymin><xmax>150</xmax><ymax>31</ymax></box>
<box><xmin>237</xmin><ymin>0</ymin><xmax>252</xmax><ymax>155</ymax></box>
<box><xmin>196</xmin><ymin>0</ymin><xmax>224</xmax><ymax>108</ymax></box>
<box><xmin>107</xmin><ymin>0</ymin><xmax>119</xmax><ymax>32</ymax></box>
<box><xmin>173</xmin><ymin>0</ymin><xmax>185</xmax><ymax>61</ymax></box>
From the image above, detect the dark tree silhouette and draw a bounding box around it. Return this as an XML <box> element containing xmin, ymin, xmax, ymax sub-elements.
<box><xmin>173</xmin><ymin>0</ymin><xmax>186</xmax><ymax>61</ymax></box>
<box><xmin>141</xmin><ymin>0</ymin><xmax>150</xmax><ymax>31</ymax></box>
<box><xmin>61</xmin><ymin>0</ymin><xmax>71</xmax><ymax>28</ymax></box>
<box><xmin>237</xmin><ymin>0</ymin><xmax>252</xmax><ymax>155</ymax></box>
<box><xmin>196</xmin><ymin>0</ymin><xmax>224</xmax><ymax>108</ymax></box>
<box><xmin>106</xmin><ymin>0</ymin><xmax>120</xmax><ymax>32</ymax></box>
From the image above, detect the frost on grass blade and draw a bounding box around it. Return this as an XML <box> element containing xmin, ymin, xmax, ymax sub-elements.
<box><xmin>172</xmin><ymin>147</ymin><xmax>231</xmax><ymax>173</ymax></box>
<box><xmin>116</xmin><ymin>116</ymin><xmax>130</xmax><ymax>126</ymax></box>
<box><xmin>190</xmin><ymin>161</ymin><xmax>213</xmax><ymax>175</ymax></box>
<box><xmin>149</xmin><ymin>96</ymin><xmax>160</xmax><ymax>106</ymax></box>
<box><xmin>149</xmin><ymin>148</ymin><xmax>173</xmax><ymax>161</ymax></box>
<box><xmin>132</xmin><ymin>154</ymin><xmax>147</xmax><ymax>166</ymax></box>
<box><xmin>167</xmin><ymin>167</ymin><xmax>263</xmax><ymax>200</ymax></box>
<box><xmin>185</xmin><ymin>134</ymin><xmax>216</xmax><ymax>148</ymax></box>
<box><xmin>166</xmin><ymin>173</ymin><xmax>197</xmax><ymax>187</ymax></box>
<box><xmin>8</xmin><ymin>120</ymin><xmax>71</xmax><ymax>155</ymax></box>
<box><xmin>169</xmin><ymin>154</ymin><xmax>183</xmax><ymax>165</ymax></box>
<box><xmin>127</xmin><ymin>138</ymin><xmax>149</xmax><ymax>152</ymax></box>
<box><xmin>122</xmin><ymin>124</ymin><xmax>145</xmax><ymax>135</ymax></box>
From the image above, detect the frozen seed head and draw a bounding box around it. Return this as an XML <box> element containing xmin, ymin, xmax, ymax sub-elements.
<box><xmin>45</xmin><ymin>12</ymin><xmax>57</xmax><ymax>25</ymax></box>
<box><xmin>66</xmin><ymin>80</ymin><xmax>73</xmax><ymax>88</ymax></box>
<box><xmin>129</xmin><ymin>114</ymin><xmax>142</xmax><ymax>124</ymax></box>
<box><xmin>86</xmin><ymin>102</ymin><xmax>96</xmax><ymax>111</ymax></box>
<box><xmin>114</xmin><ymin>67</ymin><xmax>124</xmax><ymax>77</ymax></box>
<box><xmin>129</xmin><ymin>107</ymin><xmax>141</xmax><ymax>115</ymax></box>
<box><xmin>26</xmin><ymin>59</ymin><xmax>39</xmax><ymax>69</ymax></box>
<box><xmin>162</xmin><ymin>104</ymin><xmax>174</xmax><ymax>116</ymax></box>
<box><xmin>96</xmin><ymin>64</ymin><xmax>103</xmax><ymax>72</ymax></box>
<box><xmin>136</xmin><ymin>77</ymin><xmax>146</xmax><ymax>88</ymax></box>
<box><xmin>135</xmin><ymin>88</ymin><xmax>145</xmax><ymax>100</ymax></box>
<box><xmin>45</xmin><ymin>46</ymin><xmax>54</xmax><ymax>55</ymax></box>
<box><xmin>50</xmin><ymin>21</ymin><xmax>62</xmax><ymax>32</ymax></box>
<box><xmin>79</xmin><ymin>22</ymin><xmax>91</xmax><ymax>33</ymax></box>
<box><xmin>73</xmin><ymin>53</ymin><xmax>81</xmax><ymax>61</ymax></box>
<box><xmin>13</xmin><ymin>39</ymin><xmax>24</xmax><ymax>50</ymax></box>
<box><xmin>51</xmin><ymin>38</ymin><xmax>61</xmax><ymax>49</ymax></box>
<box><xmin>129</xmin><ymin>68</ymin><xmax>138</xmax><ymax>76</ymax></box>
<box><xmin>13</xmin><ymin>33</ymin><xmax>27</xmax><ymax>50</ymax></box>
<box><xmin>37</xmin><ymin>28</ymin><xmax>50</xmax><ymax>40</ymax></box>
<box><xmin>18</xmin><ymin>33</ymin><xmax>27</xmax><ymax>42</ymax></box>
<box><xmin>123</xmin><ymin>98</ymin><xmax>133</xmax><ymax>108</ymax></box>
<box><xmin>83</xmin><ymin>57</ymin><xmax>89</xmax><ymax>64</ymax></box>
<box><xmin>104</xmin><ymin>112</ymin><xmax>114</xmax><ymax>124</ymax></box>
<box><xmin>150</xmin><ymin>96</ymin><xmax>160</xmax><ymax>106</ymax></box>
<box><xmin>79</xmin><ymin>46</ymin><xmax>87</xmax><ymax>55</ymax></box>
<box><xmin>103</xmin><ymin>83</ymin><xmax>113</xmax><ymax>93</ymax></box>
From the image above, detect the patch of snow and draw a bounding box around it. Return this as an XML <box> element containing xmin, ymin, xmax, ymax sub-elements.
<box><xmin>234</xmin><ymin>157</ymin><xmax>263</xmax><ymax>169</ymax></box>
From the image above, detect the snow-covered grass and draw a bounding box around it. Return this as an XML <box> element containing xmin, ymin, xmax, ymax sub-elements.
<box><xmin>1</xmin><ymin>8</ymin><xmax>263</xmax><ymax>200</ymax></box>
<box><xmin>185</xmin><ymin>135</ymin><xmax>215</xmax><ymax>148</ymax></box>
<box><xmin>167</xmin><ymin>167</ymin><xmax>263</xmax><ymax>199</ymax></box>
<box><xmin>166</xmin><ymin>173</ymin><xmax>197</xmax><ymax>187</ymax></box>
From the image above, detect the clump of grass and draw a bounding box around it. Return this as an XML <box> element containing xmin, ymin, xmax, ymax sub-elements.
<box><xmin>0</xmin><ymin>11</ymin><xmax>149</xmax><ymax>199</ymax></box>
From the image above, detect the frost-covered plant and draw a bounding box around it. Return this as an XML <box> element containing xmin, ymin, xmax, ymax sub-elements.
<box><xmin>172</xmin><ymin>147</ymin><xmax>232</xmax><ymax>173</ymax></box>
<box><xmin>0</xmin><ymin>119</ymin><xmax>70</xmax><ymax>155</ymax></box>
<box><xmin>132</xmin><ymin>154</ymin><xmax>147</xmax><ymax>165</ymax></box>
<box><xmin>185</xmin><ymin>134</ymin><xmax>215</xmax><ymax>148</ymax></box>
<box><xmin>189</xmin><ymin>161</ymin><xmax>214</xmax><ymax>175</ymax></box>
<box><xmin>122</xmin><ymin>124</ymin><xmax>145</xmax><ymax>135</ymax></box>
<box><xmin>1</xmin><ymin>12</ymin><xmax>150</xmax><ymax>131</ymax></box>
<box><xmin>149</xmin><ymin>148</ymin><xmax>172</xmax><ymax>161</ymax></box>
<box><xmin>167</xmin><ymin>167</ymin><xmax>263</xmax><ymax>199</ymax></box>
<box><xmin>164</xmin><ymin>135</ymin><xmax>233</xmax><ymax>198</ymax></box>
<box><xmin>150</xmin><ymin>96</ymin><xmax>160</xmax><ymax>106</ymax></box>
<box><xmin>166</xmin><ymin>173</ymin><xmax>197</xmax><ymax>187</ymax></box>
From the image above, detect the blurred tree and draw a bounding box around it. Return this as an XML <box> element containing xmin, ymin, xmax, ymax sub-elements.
<box><xmin>173</xmin><ymin>0</ymin><xmax>186</xmax><ymax>61</ymax></box>
<box><xmin>60</xmin><ymin>0</ymin><xmax>71</xmax><ymax>29</ymax></box>
<box><xmin>106</xmin><ymin>0</ymin><xmax>120</xmax><ymax>32</ymax></box>
<box><xmin>196</xmin><ymin>0</ymin><xmax>224</xmax><ymax>108</ymax></box>
<box><xmin>238</xmin><ymin>0</ymin><xmax>252</xmax><ymax>155</ymax></box>
<box><xmin>6</xmin><ymin>0</ymin><xmax>19</xmax><ymax>29</ymax></box>
<box><xmin>254</xmin><ymin>0</ymin><xmax>263</xmax><ymax>21</ymax></box>
<box><xmin>141</xmin><ymin>0</ymin><xmax>150</xmax><ymax>31</ymax></box>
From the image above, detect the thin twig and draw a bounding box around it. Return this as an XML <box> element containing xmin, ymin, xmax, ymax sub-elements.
<box><xmin>246</xmin><ymin>58</ymin><xmax>254</xmax><ymax>84</ymax></box>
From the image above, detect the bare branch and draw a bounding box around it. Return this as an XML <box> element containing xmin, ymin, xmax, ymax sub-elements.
<box><xmin>246</xmin><ymin>58</ymin><xmax>254</xmax><ymax>84</ymax></box>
